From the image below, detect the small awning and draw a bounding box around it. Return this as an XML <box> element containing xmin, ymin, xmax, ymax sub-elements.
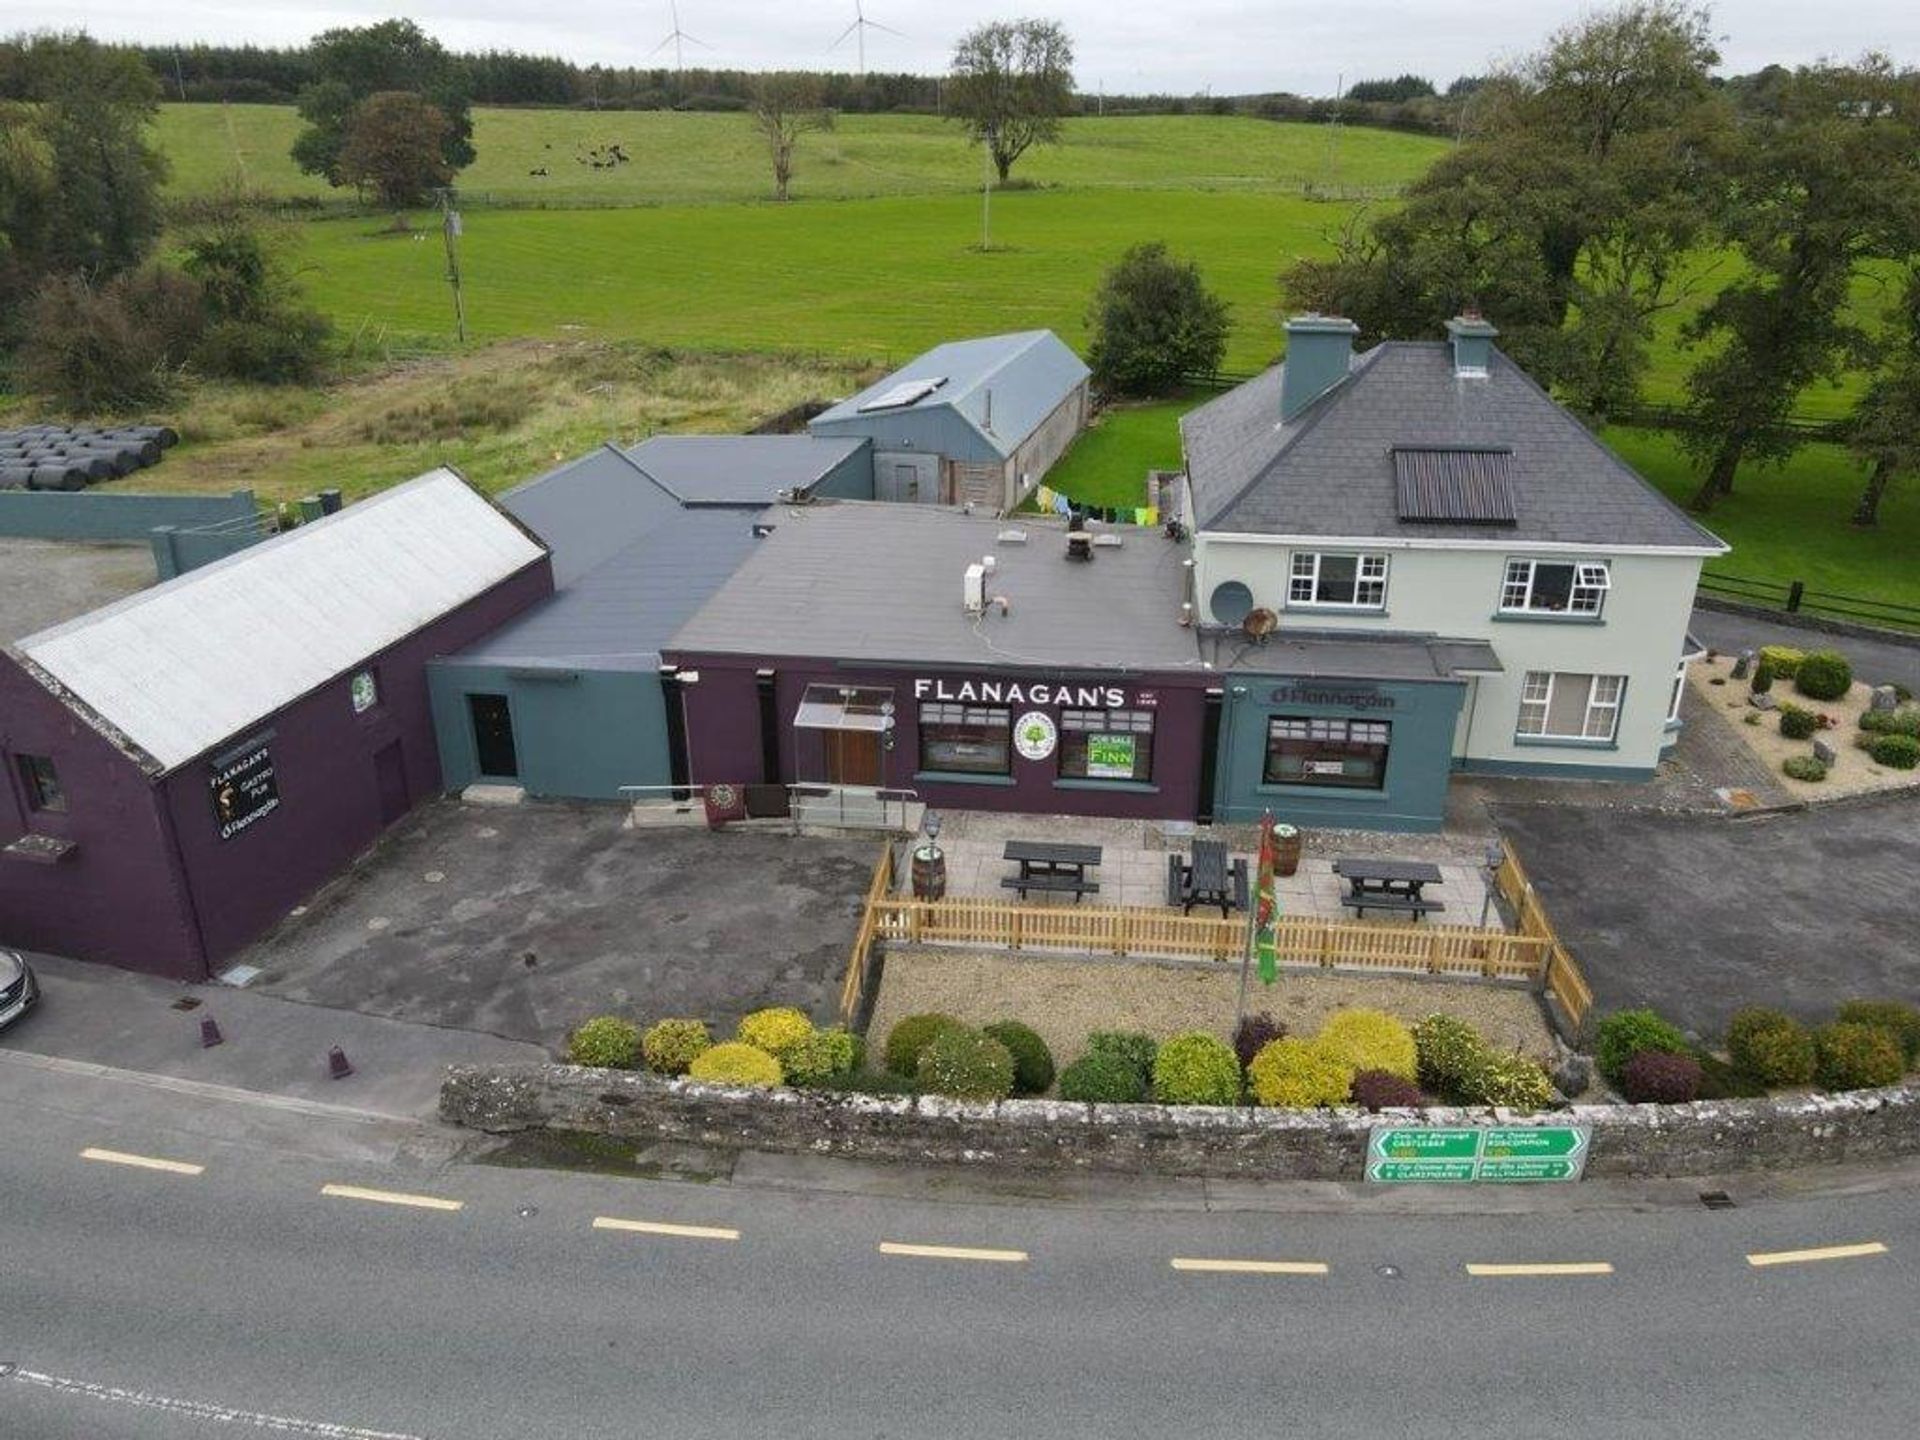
<box><xmin>1428</xmin><ymin>639</ymin><xmax>1504</xmax><ymax>677</ymax></box>
<box><xmin>793</xmin><ymin>683</ymin><xmax>895</xmax><ymax>732</ymax></box>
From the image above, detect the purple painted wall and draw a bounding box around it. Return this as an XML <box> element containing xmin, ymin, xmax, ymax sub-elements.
<box><xmin>0</xmin><ymin>557</ymin><xmax>554</xmax><ymax>980</ymax></box>
<box><xmin>665</xmin><ymin>651</ymin><xmax>1209</xmax><ymax>821</ymax></box>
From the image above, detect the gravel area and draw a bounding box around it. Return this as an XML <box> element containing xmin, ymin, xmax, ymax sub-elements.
<box><xmin>1689</xmin><ymin>655</ymin><xmax>1920</xmax><ymax>801</ymax></box>
<box><xmin>866</xmin><ymin>946</ymin><xmax>1556</xmax><ymax>1073</ymax></box>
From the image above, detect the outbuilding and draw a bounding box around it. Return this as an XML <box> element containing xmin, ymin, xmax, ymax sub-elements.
<box><xmin>0</xmin><ymin>469</ymin><xmax>553</xmax><ymax>980</ymax></box>
<box><xmin>807</xmin><ymin>331</ymin><xmax>1090</xmax><ymax>512</ymax></box>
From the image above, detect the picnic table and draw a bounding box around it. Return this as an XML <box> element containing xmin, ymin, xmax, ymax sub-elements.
<box><xmin>1167</xmin><ymin>838</ymin><xmax>1249</xmax><ymax>917</ymax></box>
<box><xmin>1001</xmin><ymin>840</ymin><xmax>1102</xmax><ymax>902</ymax></box>
<box><xmin>1332</xmin><ymin>857</ymin><xmax>1447</xmax><ymax>922</ymax></box>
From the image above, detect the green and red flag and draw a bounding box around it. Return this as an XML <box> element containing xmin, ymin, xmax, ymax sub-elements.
<box><xmin>1254</xmin><ymin>812</ymin><xmax>1279</xmax><ymax>984</ymax></box>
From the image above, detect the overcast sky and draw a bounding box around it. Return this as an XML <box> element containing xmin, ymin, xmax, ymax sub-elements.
<box><xmin>14</xmin><ymin>2</ymin><xmax>1918</xmax><ymax>95</ymax></box>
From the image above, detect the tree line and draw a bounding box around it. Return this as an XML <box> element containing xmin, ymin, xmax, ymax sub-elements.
<box><xmin>1282</xmin><ymin>2</ymin><xmax>1920</xmax><ymax>524</ymax></box>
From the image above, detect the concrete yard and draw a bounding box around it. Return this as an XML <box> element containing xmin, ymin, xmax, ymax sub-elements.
<box><xmin>0</xmin><ymin>537</ymin><xmax>151</xmax><ymax>643</ymax></box>
<box><xmin>1497</xmin><ymin>794</ymin><xmax>1920</xmax><ymax>1039</ymax></box>
<box><xmin>242</xmin><ymin>800</ymin><xmax>878</xmax><ymax>1051</ymax></box>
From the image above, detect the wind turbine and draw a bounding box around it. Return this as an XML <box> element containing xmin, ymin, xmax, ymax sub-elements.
<box><xmin>831</xmin><ymin>1</ymin><xmax>903</xmax><ymax>77</ymax></box>
<box><xmin>651</xmin><ymin>1</ymin><xmax>710</xmax><ymax>75</ymax></box>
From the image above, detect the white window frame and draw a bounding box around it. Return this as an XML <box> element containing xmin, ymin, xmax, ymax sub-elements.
<box><xmin>1288</xmin><ymin>551</ymin><xmax>1389</xmax><ymax>609</ymax></box>
<box><xmin>1500</xmin><ymin>558</ymin><xmax>1611</xmax><ymax>616</ymax></box>
<box><xmin>1516</xmin><ymin>671</ymin><xmax>1626</xmax><ymax>743</ymax></box>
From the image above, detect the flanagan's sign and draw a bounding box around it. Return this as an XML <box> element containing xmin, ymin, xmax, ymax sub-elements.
<box><xmin>914</xmin><ymin>677</ymin><xmax>1128</xmax><ymax>709</ymax></box>
<box><xmin>209</xmin><ymin>739</ymin><xmax>280</xmax><ymax>841</ymax></box>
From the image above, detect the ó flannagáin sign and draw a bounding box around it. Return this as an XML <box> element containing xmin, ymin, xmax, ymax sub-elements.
<box><xmin>1366</xmin><ymin>1125</ymin><xmax>1591</xmax><ymax>1183</ymax></box>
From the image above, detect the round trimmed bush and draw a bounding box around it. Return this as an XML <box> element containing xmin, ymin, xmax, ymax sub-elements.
<box><xmin>1748</xmin><ymin>659</ymin><xmax>1775</xmax><ymax>695</ymax></box>
<box><xmin>1758</xmin><ymin>644</ymin><xmax>1804</xmax><ymax>679</ymax></box>
<box><xmin>1792</xmin><ymin>650</ymin><xmax>1853</xmax><ymax>701</ymax></box>
<box><xmin>1151</xmin><ymin>1031</ymin><xmax>1242</xmax><ymax>1106</ymax></box>
<box><xmin>1869</xmin><ymin>733</ymin><xmax>1920</xmax><ymax>770</ymax></box>
<box><xmin>1782</xmin><ymin>755</ymin><xmax>1829</xmax><ymax>782</ymax></box>
<box><xmin>1233</xmin><ymin>1011</ymin><xmax>1288</xmax><ymax>1069</ymax></box>
<box><xmin>566</xmin><ymin>1015</ymin><xmax>640</xmax><ymax>1068</ymax></box>
<box><xmin>883</xmin><ymin>1013</ymin><xmax>964</xmax><ymax>1076</ymax></box>
<box><xmin>1620</xmin><ymin>1049</ymin><xmax>1703</xmax><ymax>1104</ymax></box>
<box><xmin>814</xmin><ymin>1068</ymin><xmax>919</xmax><ymax>1097</ymax></box>
<box><xmin>1316</xmin><ymin>1009</ymin><xmax>1418</xmax><ymax>1082</ymax></box>
<box><xmin>1813</xmin><ymin>1022</ymin><xmax>1905</xmax><ymax>1092</ymax></box>
<box><xmin>982</xmin><ymin>1020</ymin><xmax>1055</xmax><ymax>1096</ymax></box>
<box><xmin>1058</xmin><ymin>1050</ymin><xmax>1147</xmax><ymax>1104</ymax></box>
<box><xmin>1248</xmin><ymin>1037</ymin><xmax>1355</xmax><ymax>1108</ymax></box>
<box><xmin>1858</xmin><ymin>706</ymin><xmax>1920</xmax><ymax>737</ymax></box>
<box><xmin>1412</xmin><ymin>1014</ymin><xmax>1487</xmax><ymax>1094</ymax></box>
<box><xmin>1458</xmin><ymin>1050</ymin><xmax>1557</xmax><ymax>1110</ymax></box>
<box><xmin>782</xmin><ymin>1027</ymin><xmax>862</xmax><ymax>1087</ymax></box>
<box><xmin>1726</xmin><ymin>1007</ymin><xmax>1816</xmax><ymax>1087</ymax></box>
<box><xmin>1834</xmin><ymin>1000</ymin><xmax>1920</xmax><ymax>1068</ymax></box>
<box><xmin>915</xmin><ymin>1026</ymin><xmax>1016</xmax><ymax>1101</ymax></box>
<box><xmin>687</xmin><ymin>1041</ymin><xmax>783</xmax><ymax>1087</ymax></box>
<box><xmin>1084</xmin><ymin>1030</ymin><xmax>1158</xmax><ymax>1086</ymax></box>
<box><xmin>1595</xmin><ymin>1008</ymin><xmax>1691</xmax><ymax>1085</ymax></box>
<box><xmin>1777</xmin><ymin>705</ymin><xmax>1818</xmax><ymax>741</ymax></box>
<box><xmin>640</xmin><ymin>1018</ymin><xmax>712</xmax><ymax>1076</ymax></box>
<box><xmin>1349</xmin><ymin>1068</ymin><xmax>1425</xmax><ymax>1110</ymax></box>
<box><xmin>735</xmin><ymin>1006</ymin><xmax>813</xmax><ymax>1061</ymax></box>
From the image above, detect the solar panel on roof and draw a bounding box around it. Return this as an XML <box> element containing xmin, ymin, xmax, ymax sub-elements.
<box><xmin>1392</xmin><ymin>446</ymin><xmax>1517</xmax><ymax>525</ymax></box>
<box><xmin>856</xmin><ymin>377</ymin><xmax>947</xmax><ymax>412</ymax></box>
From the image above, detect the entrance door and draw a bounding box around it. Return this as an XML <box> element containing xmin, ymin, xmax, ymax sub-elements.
<box><xmin>823</xmin><ymin>729</ymin><xmax>882</xmax><ymax>787</ymax></box>
<box><xmin>374</xmin><ymin>740</ymin><xmax>409</xmax><ymax>826</ymax></box>
<box><xmin>469</xmin><ymin>694</ymin><xmax>519</xmax><ymax>779</ymax></box>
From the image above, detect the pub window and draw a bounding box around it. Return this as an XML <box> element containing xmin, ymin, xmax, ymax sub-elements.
<box><xmin>1262</xmin><ymin>717</ymin><xmax>1391</xmax><ymax>790</ymax></box>
<box><xmin>1058</xmin><ymin>709</ymin><xmax>1155</xmax><ymax>782</ymax></box>
<box><xmin>1516</xmin><ymin>671</ymin><xmax>1625</xmax><ymax>742</ymax></box>
<box><xmin>1500</xmin><ymin>559</ymin><xmax>1610</xmax><ymax>615</ymax></box>
<box><xmin>17</xmin><ymin>753</ymin><xmax>67</xmax><ymax>813</ymax></box>
<box><xmin>1288</xmin><ymin>552</ymin><xmax>1388</xmax><ymax>608</ymax></box>
<box><xmin>919</xmin><ymin>702</ymin><xmax>1012</xmax><ymax>776</ymax></box>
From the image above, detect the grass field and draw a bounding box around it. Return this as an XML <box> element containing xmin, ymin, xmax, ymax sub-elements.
<box><xmin>1042</xmin><ymin>396</ymin><xmax>1194</xmax><ymax>509</ymax></box>
<box><xmin>155</xmin><ymin>105</ymin><xmax>1446</xmax><ymax>208</ymax></box>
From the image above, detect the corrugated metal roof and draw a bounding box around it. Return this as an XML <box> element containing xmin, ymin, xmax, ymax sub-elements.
<box><xmin>17</xmin><ymin>469</ymin><xmax>544</xmax><ymax>773</ymax></box>
<box><xmin>810</xmin><ymin>331</ymin><xmax>1089</xmax><ymax>461</ymax></box>
<box><xmin>622</xmin><ymin>435</ymin><xmax>867</xmax><ymax>506</ymax></box>
<box><xmin>1392</xmin><ymin>446</ymin><xmax>1517</xmax><ymax>525</ymax></box>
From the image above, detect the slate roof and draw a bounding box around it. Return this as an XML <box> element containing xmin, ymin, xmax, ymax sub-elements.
<box><xmin>17</xmin><ymin>470</ymin><xmax>546</xmax><ymax>773</ymax></box>
<box><xmin>1181</xmin><ymin>342</ymin><xmax>1726</xmax><ymax>551</ymax></box>
<box><xmin>622</xmin><ymin>434</ymin><xmax>866</xmax><ymax>506</ymax></box>
<box><xmin>666</xmin><ymin>503</ymin><xmax>1205</xmax><ymax>674</ymax></box>
<box><xmin>809</xmin><ymin>331</ymin><xmax>1090</xmax><ymax>460</ymax></box>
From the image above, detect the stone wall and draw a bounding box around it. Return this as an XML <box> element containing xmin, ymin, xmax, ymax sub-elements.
<box><xmin>441</xmin><ymin>1065</ymin><xmax>1920</xmax><ymax>1181</ymax></box>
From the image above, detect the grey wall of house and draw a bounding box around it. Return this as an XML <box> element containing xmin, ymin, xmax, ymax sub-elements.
<box><xmin>429</xmin><ymin>663</ymin><xmax>669</xmax><ymax>801</ymax></box>
<box><xmin>1008</xmin><ymin>382</ymin><xmax>1090</xmax><ymax>502</ymax></box>
<box><xmin>808</xmin><ymin>444</ymin><xmax>876</xmax><ymax>500</ymax></box>
<box><xmin>809</xmin><ymin>406</ymin><xmax>1001</xmax><ymax>468</ymax></box>
<box><xmin>0</xmin><ymin>488</ymin><xmax>257</xmax><ymax>542</ymax></box>
<box><xmin>1212</xmin><ymin>676</ymin><xmax>1466</xmax><ymax>832</ymax></box>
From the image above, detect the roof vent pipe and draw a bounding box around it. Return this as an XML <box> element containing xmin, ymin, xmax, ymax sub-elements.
<box><xmin>1279</xmin><ymin>315</ymin><xmax>1360</xmax><ymax>422</ymax></box>
<box><xmin>1446</xmin><ymin>310</ymin><xmax>1499</xmax><ymax>378</ymax></box>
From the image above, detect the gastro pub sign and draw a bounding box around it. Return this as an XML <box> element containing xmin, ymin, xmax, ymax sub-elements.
<box><xmin>209</xmin><ymin>738</ymin><xmax>280</xmax><ymax>841</ymax></box>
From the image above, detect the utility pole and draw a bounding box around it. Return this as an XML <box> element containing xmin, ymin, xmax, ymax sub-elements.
<box><xmin>980</xmin><ymin>140</ymin><xmax>992</xmax><ymax>251</ymax></box>
<box><xmin>439</xmin><ymin>189</ymin><xmax>467</xmax><ymax>344</ymax></box>
<box><xmin>1325</xmin><ymin>72</ymin><xmax>1343</xmax><ymax>192</ymax></box>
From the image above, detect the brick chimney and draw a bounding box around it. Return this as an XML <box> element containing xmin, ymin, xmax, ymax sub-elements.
<box><xmin>1279</xmin><ymin>314</ymin><xmax>1359</xmax><ymax>423</ymax></box>
<box><xmin>1445</xmin><ymin>310</ymin><xmax>1499</xmax><ymax>378</ymax></box>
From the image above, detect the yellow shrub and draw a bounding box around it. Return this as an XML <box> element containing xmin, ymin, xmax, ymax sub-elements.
<box><xmin>1248</xmin><ymin>1037</ymin><xmax>1355</xmax><ymax>1108</ymax></box>
<box><xmin>735</xmin><ymin>1006</ymin><xmax>814</xmax><ymax>1061</ymax></box>
<box><xmin>1316</xmin><ymin>1009</ymin><xmax>1418</xmax><ymax>1082</ymax></box>
<box><xmin>687</xmin><ymin>1042</ymin><xmax>783</xmax><ymax>1088</ymax></box>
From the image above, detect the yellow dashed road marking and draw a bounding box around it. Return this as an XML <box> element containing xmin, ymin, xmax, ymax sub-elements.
<box><xmin>878</xmin><ymin>1242</ymin><xmax>1028</xmax><ymax>1264</ymax></box>
<box><xmin>1466</xmin><ymin>1262</ymin><xmax>1615</xmax><ymax>1277</ymax></box>
<box><xmin>319</xmin><ymin>1183</ymin><xmax>463</xmax><ymax>1212</ymax></box>
<box><xmin>1747</xmin><ymin>1242</ymin><xmax>1887</xmax><ymax>1269</ymax></box>
<box><xmin>80</xmin><ymin>1147</ymin><xmax>204</xmax><ymax>1177</ymax></box>
<box><xmin>593</xmin><ymin>1216</ymin><xmax>740</xmax><ymax>1242</ymax></box>
<box><xmin>1170</xmin><ymin>1257</ymin><xmax>1329</xmax><ymax>1275</ymax></box>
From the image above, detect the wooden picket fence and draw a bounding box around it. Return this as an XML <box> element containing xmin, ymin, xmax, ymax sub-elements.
<box><xmin>836</xmin><ymin>843</ymin><xmax>898</xmax><ymax>1024</ymax></box>
<box><xmin>1495</xmin><ymin>841</ymin><xmax>1596</xmax><ymax>1036</ymax></box>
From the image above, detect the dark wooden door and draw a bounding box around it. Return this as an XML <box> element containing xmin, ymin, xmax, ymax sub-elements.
<box><xmin>469</xmin><ymin>694</ymin><xmax>519</xmax><ymax>779</ymax></box>
<box><xmin>374</xmin><ymin>741</ymin><xmax>409</xmax><ymax>827</ymax></box>
<box><xmin>824</xmin><ymin>729</ymin><xmax>881</xmax><ymax>787</ymax></box>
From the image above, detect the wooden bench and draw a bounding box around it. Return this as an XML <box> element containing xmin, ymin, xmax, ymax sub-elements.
<box><xmin>1001</xmin><ymin>874</ymin><xmax>1101</xmax><ymax>902</ymax></box>
<box><xmin>1338</xmin><ymin>892</ymin><xmax>1446</xmax><ymax>921</ymax></box>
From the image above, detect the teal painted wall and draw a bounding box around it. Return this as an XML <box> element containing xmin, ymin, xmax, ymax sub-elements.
<box><xmin>1212</xmin><ymin>677</ymin><xmax>1465</xmax><ymax>833</ymax></box>
<box><xmin>428</xmin><ymin>662</ymin><xmax>669</xmax><ymax>800</ymax></box>
<box><xmin>0</xmin><ymin>488</ymin><xmax>257</xmax><ymax>541</ymax></box>
<box><xmin>810</xmin><ymin>443</ymin><xmax>874</xmax><ymax>499</ymax></box>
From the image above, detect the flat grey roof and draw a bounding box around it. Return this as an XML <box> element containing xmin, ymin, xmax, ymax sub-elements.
<box><xmin>1205</xmin><ymin>629</ymin><xmax>1500</xmax><ymax>681</ymax></box>
<box><xmin>667</xmin><ymin>503</ymin><xmax>1206</xmax><ymax>674</ymax></box>
<box><xmin>1181</xmin><ymin>342</ymin><xmax>1727</xmax><ymax>552</ymax></box>
<box><xmin>623</xmin><ymin>434</ymin><xmax>866</xmax><ymax>506</ymax></box>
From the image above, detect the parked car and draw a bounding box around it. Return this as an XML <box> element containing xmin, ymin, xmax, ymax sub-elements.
<box><xmin>0</xmin><ymin>949</ymin><xmax>39</xmax><ymax>1031</ymax></box>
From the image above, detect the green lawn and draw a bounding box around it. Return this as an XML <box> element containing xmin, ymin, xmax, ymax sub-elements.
<box><xmin>155</xmin><ymin>105</ymin><xmax>1446</xmax><ymax>208</ymax></box>
<box><xmin>1044</xmin><ymin>396</ymin><xmax>1195</xmax><ymax>509</ymax></box>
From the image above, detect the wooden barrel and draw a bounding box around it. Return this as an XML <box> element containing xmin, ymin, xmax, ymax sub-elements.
<box><xmin>1274</xmin><ymin>825</ymin><xmax>1302</xmax><ymax>877</ymax></box>
<box><xmin>910</xmin><ymin>846</ymin><xmax>947</xmax><ymax>900</ymax></box>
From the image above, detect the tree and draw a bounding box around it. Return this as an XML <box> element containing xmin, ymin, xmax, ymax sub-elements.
<box><xmin>947</xmin><ymin>19</ymin><xmax>1074</xmax><ymax>183</ymax></box>
<box><xmin>1681</xmin><ymin>57</ymin><xmax>1920</xmax><ymax>511</ymax></box>
<box><xmin>748</xmin><ymin>74</ymin><xmax>834</xmax><ymax>202</ymax></box>
<box><xmin>1346</xmin><ymin>76</ymin><xmax>1435</xmax><ymax>104</ymax></box>
<box><xmin>1283</xmin><ymin>2</ymin><xmax>1723</xmax><ymax>419</ymax></box>
<box><xmin>336</xmin><ymin>92</ymin><xmax>455</xmax><ymax>210</ymax></box>
<box><xmin>1847</xmin><ymin>272</ymin><xmax>1920</xmax><ymax>527</ymax></box>
<box><xmin>1085</xmin><ymin>242</ymin><xmax>1231</xmax><ymax>396</ymax></box>
<box><xmin>292</xmin><ymin>19</ymin><xmax>472</xmax><ymax>191</ymax></box>
<box><xmin>178</xmin><ymin>194</ymin><xmax>331</xmax><ymax>383</ymax></box>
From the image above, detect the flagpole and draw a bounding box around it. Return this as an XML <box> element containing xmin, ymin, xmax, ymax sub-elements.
<box><xmin>1233</xmin><ymin>884</ymin><xmax>1256</xmax><ymax>1038</ymax></box>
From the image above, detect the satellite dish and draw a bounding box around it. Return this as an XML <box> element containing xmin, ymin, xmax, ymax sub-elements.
<box><xmin>1242</xmin><ymin>608</ymin><xmax>1279</xmax><ymax>642</ymax></box>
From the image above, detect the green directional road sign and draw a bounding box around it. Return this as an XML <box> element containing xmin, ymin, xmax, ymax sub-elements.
<box><xmin>1365</xmin><ymin>1125</ymin><xmax>1591</xmax><ymax>1183</ymax></box>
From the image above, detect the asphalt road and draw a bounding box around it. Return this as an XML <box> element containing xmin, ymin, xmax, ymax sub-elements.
<box><xmin>4</xmin><ymin>1067</ymin><xmax>1918</xmax><ymax>1440</ymax></box>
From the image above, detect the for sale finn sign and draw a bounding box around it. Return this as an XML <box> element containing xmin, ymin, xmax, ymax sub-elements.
<box><xmin>1366</xmin><ymin>1125</ymin><xmax>1590</xmax><ymax>1183</ymax></box>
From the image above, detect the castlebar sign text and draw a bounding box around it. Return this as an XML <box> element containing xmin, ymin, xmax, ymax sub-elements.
<box><xmin>210</xmin><ymin>740</ymin><xmax>280</xmax><ymax>841</ymax></box>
